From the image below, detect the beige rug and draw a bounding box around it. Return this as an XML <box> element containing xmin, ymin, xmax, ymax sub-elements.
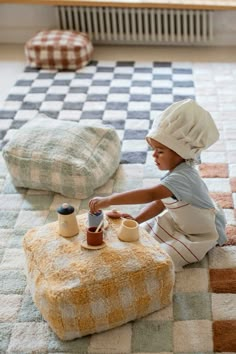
<box><xmin>0</xmin><ymin>61</ymin><xmax>236</xmax><ymax>353</ymax></box>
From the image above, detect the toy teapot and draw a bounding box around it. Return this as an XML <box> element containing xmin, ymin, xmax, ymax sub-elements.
<box><xmin>57</xmin><ymin>203</ymin><xmax>79</xmax><ymax>237</ymax></box>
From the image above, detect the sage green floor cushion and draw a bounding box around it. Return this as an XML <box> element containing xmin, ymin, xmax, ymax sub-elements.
<box><xmin>2</xmin><ymin>115</ymin><xmax>121</xmax><ymax>199</ymax></box>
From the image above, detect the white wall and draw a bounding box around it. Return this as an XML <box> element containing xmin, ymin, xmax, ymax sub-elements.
<box><xmin>0</xmin><ymin>5</ymin><xmax>57</xmax><ymax>43</ymax></box>
<box><xmin>213</xmin><ymin>11</ymin><xmax>236</xmax><ymax>45</ymax></box>
<box><xmin>0</xmin><ymin>4</ymin><xmax>236</xmax><ymax>45</ymax></box>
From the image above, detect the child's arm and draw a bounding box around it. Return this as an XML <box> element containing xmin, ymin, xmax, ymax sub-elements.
<box><xmin>89</xmin><ymin>184</ymin><xmax>172</xmax><ymax>213</ymax></box>
<box><xmin>134</xmin><ymin>200</ymin><xmax>165</xmax><ymax>224</ymax></box>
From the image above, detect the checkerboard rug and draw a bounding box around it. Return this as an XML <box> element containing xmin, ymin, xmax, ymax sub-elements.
<box><xmin>0</xmin><ymin>61</ymin><xmax>236</xmax><ymax>353</ymax></box>
<box><xmin>0</xmin><ymin>60</ymin><xmax>195</xmax><ymax>162</ymax></box>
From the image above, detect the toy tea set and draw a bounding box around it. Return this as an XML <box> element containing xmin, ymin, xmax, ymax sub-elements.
<box><xmin>57</xmin><ymin>203</ymin><xmax>140</xmax><ymax>248</ymax></box>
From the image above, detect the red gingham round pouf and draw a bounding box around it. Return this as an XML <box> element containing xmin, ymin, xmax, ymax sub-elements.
<box><xmin>24</xmin><ymin>30</ymin><xmax>93</xmax><ymax>70</ymax></box>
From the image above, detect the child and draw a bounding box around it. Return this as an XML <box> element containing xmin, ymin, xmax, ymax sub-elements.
<box><xmin>89</xmin><ymin>99</ymin><xmax>227</xmax><ymax>271</ymax></box>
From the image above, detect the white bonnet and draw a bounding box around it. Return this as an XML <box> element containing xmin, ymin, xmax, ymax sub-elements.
<box><xmin>146</xmin><ymin>99</ymin><xmax>219</xmax><ymax>161</ymax></box>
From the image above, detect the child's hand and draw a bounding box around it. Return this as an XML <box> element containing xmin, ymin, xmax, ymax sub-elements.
<box><xmin>89</xmin><ymin>197</ymin><xmax>110</xmax><ymax>214</ymax></box>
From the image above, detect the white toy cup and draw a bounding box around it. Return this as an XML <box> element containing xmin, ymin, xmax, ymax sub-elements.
<box><xmin>118</xmin><ymin>219</ymin><xmax>140</xmax><ymax>242</ymax></box>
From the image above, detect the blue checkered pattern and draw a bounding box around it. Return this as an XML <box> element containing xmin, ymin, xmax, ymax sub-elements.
<box><xmin>0</xmin><ymin>61</ymin><xmax>195</xmax><ymax>164</ymax></box>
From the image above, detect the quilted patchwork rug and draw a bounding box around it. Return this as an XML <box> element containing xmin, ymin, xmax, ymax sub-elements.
<box><xmin>0</xmin><ymin>61</ymin><xmax>236</xmax><ymax>353</ymax></box>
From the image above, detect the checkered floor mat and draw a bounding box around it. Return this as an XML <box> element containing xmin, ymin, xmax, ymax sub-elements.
<box><xmin>0</xmin><ymin>61</ymin><xmax>195</xmax><ymax>164</ymax></box>
<box><xmin>0</xmin><ymin>61</ymin><xmax>236</xmax><ymax>353</ymax></box>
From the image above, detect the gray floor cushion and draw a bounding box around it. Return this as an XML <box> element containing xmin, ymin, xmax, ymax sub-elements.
<box><xmin>2</xmin><ymin>115</ymin><xmax>121</xmax><ymax>199</ymax></box>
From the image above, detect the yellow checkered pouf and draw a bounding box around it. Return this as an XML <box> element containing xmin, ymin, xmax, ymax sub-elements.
<box><xmin>23</xmin><ymin>213</ymin><xmax>175</xmax><ymax>340</ymax></box>
<box><xmin>24</xmin><ymin>30</ymin><xmax>93</xmax><ymax>70</ymax></box>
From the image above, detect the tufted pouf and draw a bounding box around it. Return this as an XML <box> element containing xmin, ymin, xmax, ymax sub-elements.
<box><xmin>24</xmin><ymin>30</ymin><xmax>93</xmax><ymax>70</ymax></box>
<box><xmin>23</xmin><ymin>213</ymin><xmax>174</xmax><ymax>340</ymax></box>
<box><xmin>23</xmin><ymin>213</ymin><xmax>175</xmax><ymax>340</ymax></box>
<box><xmin>2</xmin><ymin>115</ymin><xmax>121</xmax><ymax>199</ymax></box>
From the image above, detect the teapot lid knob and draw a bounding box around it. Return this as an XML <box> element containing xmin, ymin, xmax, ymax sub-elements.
<box><xmin>57</xmin><ymin>203</ymin><xmax>75</xmax><ymax>215</ymax></box>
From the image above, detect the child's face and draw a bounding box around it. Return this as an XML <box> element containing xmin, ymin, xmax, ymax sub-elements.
<box><xmin>149</xmin><ymin>138</ymin><xmax>184</xmax><ymax>171</ymax></box>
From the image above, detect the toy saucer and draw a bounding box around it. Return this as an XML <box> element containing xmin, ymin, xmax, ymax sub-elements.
<box><xmin>106</xmin><ymin>209</ymin><xmax>122</xmax><ymax>219</ymax></box>
<box><xmin>85</xmin><ymin>218</ymin><xmax>109</xmax><ymax>229</ymax></box>
<box><xmin>81</xmin><ymin>240</ymin><xmax>107</xmax><ymax>250</ymax></box>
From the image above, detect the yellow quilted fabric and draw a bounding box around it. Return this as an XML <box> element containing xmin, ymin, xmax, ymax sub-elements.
<box><xmin>23</xmin><ymin>212</ymin><xmax>175</xmax><ymax>340</ymax></box>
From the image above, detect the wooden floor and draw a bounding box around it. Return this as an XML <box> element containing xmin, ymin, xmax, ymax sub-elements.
<box><xmin>1</xmin><ymin>0</ymin><xmax>236</xmax><ymax>10</ymax></box>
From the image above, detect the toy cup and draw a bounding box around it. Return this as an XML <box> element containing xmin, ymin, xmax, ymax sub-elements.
<box><xmin>88</xmin><ymin>210</ymin><xmax>104</xmax><ymax>228</ymax></box>
<box><xmin>118</xmin><ymin>219</ymin><xmax>140</xmax><ymax>242</ymax></box>
<box><xmin>87</xmin><ymin>226</ymin><xmax>103</xmax><ymax>246</ymax></box>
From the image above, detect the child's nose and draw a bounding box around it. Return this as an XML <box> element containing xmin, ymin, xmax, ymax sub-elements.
<box><xmin>153</xmin><ymin>150</ymin><xmax>157</xmax><ymax>157</ymax></box>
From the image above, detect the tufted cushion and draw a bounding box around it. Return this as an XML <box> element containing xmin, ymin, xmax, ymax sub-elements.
<box><xmin>23</xmin><ymin>213</ymin><xmax>175</xmax><ymax>340</ymax></box>
<box><xmin>24</xmin><ymin>30</ymin><xmax>93</xmax><ymax>70</ymax></box>
<box><xmin>2</xmin><ymin>115</ymin><xmax>121</xmax><ymax>199</ymax></box>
